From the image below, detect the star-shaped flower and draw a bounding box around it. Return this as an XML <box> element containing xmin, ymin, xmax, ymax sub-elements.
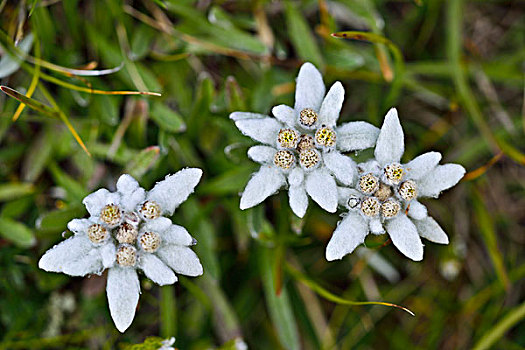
<box><xmin>39</xmin><ymin>169</ymin><xmax>203</xmax><ymax>332</ymax></box>
<box><xmin>326</xmin><ymin>108</ymin><xmax>465</xmax><ymax>261</ymax></box>
<box><xmin>230</xmin><ymin>63</ymin><xmax>379</xmax><ymax>217</ymax></box>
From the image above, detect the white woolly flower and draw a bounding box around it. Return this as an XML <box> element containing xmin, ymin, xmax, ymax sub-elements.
<box><xmin>39</xmin><ymin>169</ymin><xmax>203</xmax><ymax>332</ymax></box>
<box><xmin>326</xmin><ymin>108</ymin><xmax>465</xmax><ymax>261</ymax></box>
<box><xmin>230</xmin><ymin>62</ymin><xmax>379</xmax><ymax>218</ymax></box>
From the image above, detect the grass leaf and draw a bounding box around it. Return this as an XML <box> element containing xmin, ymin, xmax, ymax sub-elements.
<box><xmin>259</xmin><ymin>246</ymin><xmax>300</xmax><ymax>350</ymax></box>
<box><xmin>472</xmin><ymin>301</ymin><xmax>525</xmax><ymax>350</ymax></box>
<box><xmin>0</xmin><ymin>183</ymin><xmax>34</xmax><ymax>201</ymax></box>
<box><xmin>285</xmin><ymin>1</ymin><xmax>323</xmax><ymax>67</ymax></box>
<box><xmin>124</xmin><ymin>146</ymin><xmax>161</xmax><ymax>179</ymax></box>
<box><xmin>0</xmin><ymin>217</ymin><xmax>36</xmax><ymax>248</ymax></box>
<box><xmin>1</xmin><ymin>86</ymin><xmax>59</xmax><ymax>119</ymax></box>
<box><xmin>286</xmin><ymin>264</ymin><xmax>415</xmax><ymax>316</ymax></box>
<box><xmin>150</xmin><ymin>102</ymin><xmax>186</xmax><ymax>133</ymax></box>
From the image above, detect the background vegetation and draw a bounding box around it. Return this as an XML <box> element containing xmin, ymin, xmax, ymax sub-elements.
<box><xmin>0</xmin><ymin>0</ymin><xmax>523</xmax><ymax>349</ymax></box>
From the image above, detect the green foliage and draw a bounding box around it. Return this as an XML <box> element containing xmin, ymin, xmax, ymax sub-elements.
<box><xmin>0</xmin><ymin>0</ymin><xmax>523</xmax><ymax>349</ymax></box>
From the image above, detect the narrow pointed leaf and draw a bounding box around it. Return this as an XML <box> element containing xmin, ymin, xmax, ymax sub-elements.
<box><xmin>0</xmin><ymin>217</ymin><xmax>36</xmax><ymax>248</ymax></box>
<box><xmin>1</xmin><ymin>86</ymin><xmax>59</xmax><ymax>119</ymax></box>
<box><xmin>124</xmin><ymin>146</ymin><xmax>161</xmax><ymax>179</ymax></box>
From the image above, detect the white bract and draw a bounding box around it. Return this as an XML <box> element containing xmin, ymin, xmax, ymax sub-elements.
<box><xmin>230</xmin><ymin>62</ymin><xmax>379</xmax><ymax>218</ymax></box>
<box><xmin>326</xmin><ymin>108</ymin><xmax>465</xmax><ymax>261</ymax></box>
<box><xmin>39</xmin><ymin>169</ymin><xmax>203</xmax><ymax>332</ymax></box>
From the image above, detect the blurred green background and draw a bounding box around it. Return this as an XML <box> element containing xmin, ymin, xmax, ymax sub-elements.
<box><xmin>0</xmin><ymin>0</ymin><xmax>523</xmax><ymax>349</ymax></box>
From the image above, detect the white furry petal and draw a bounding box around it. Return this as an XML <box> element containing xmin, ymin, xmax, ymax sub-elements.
<box><xmin>369</xmin><ymin>217</ymin><xmax>385</xmax><ymax>235</ymax></box>
<box><xmin>83</xmin><ymin>189</ymin><xmax>120</xmax><ymax>217</ymax></box>
<box><xmin>62</xmin><ymin>249</ymin><xmax>102</xmax><ymax>276</ymax></box>
<box><xmin>336</xmin><ymin>121</ymin><xmax>380</xmax><ymax>152</ymax></box>
<box><xmin>38</xmin><ymin>235</ymin><xmax>93</xmax><ymax>273</ymax></box>
<box><xmin>143</xmin><ymin>217</ymin><xmax>172</xmax><ymax>233</ymax></box>
<box><xmin>289</xmin><ymin>185</ymin><xmax>308</xmax><ymax>218</ymax></box>
<box><xmin>272</xmin><ymin>104</ymin><xmax>296</xmax><ymax>127</ymax></box>
<box><xmin>67</xmin><ymin>219</ymin><xmax>92</xmax><ymax>234</ymax></box>
<box><xmin>407</xmin><ymin>200</ymin><xmax>428</xmax><ymax>220</ymax></box>
<box><xmin>157</xmin><ymin>245</ymin><xmax>203</xmax><ymax>277</ymax></box>
<box><xmin>357</xmin><ymin>159</ymin><xmax>381</xmax><ymax>174</ymax></box>
<box><xmin>385</xmin><ymin>214</ymin><xmax>423</xmax><ymax>261</ymax></box>
<box><xmin>326</xmin><ymin>212</ymin><xmax>368</xmax><ymax>261</ymax></box>
<box><xmin>323</xmin><ymin>151</ymin><xmax>357</xmax><ymax>186</ymax></box>
<box><xmin>414</xmin><ymin>216</ymin><xmax>449</xmax><ymax>244</ymax></box>
<box><xmin>140</xmin><ymin>253</ymin><xmax>177</xmax><ymax>285</ymax></box>
<box><xmin>305</xmin><ymin>168</ymin><xmax>338</xmax><ymax>213</ymax></box>
<box><xmin>288</xmin><ymin>167</ymin><xmax>304</xmax><ymax>187</ymax></box>
<box><xmin>294</xmin><ymin>63</ymin><xmax>325</xmax><ymax>112</ymax></box>
<box><xmin>417</xmin><ymin>164</ymin><xmax>465</xmax><ymax>198</ymax></box>
<box><xmin>116</xmin><ymin>174</ymin><xmax>140</xmax><ymax>194</ymax></box>
<box><xmin>374</xmin><ymin>108</ymin><xmax>404</xmax><ymax>165</ymax></box>
<box><xmin>248</xmin><ymin>145</ymin><xmax>276</xmax><ymax>164</ymax></box>
<box><xmin>318</xmin><ymin>82</ymin><xmax>344</xmax><ymax>127</ymax></box>
<box><xmin>405</xmin><ymin>152</ymin><xmax>442</xmax><ymax>180</ymax></box>
<box><xmin>337</xmin><ymin>187</ymin><xmax>361</xmax><ymax>207</ymax></box>
<box><xmin>233</xmin><ymin>118</ymin><xmax>282</xmax><ymax>146</ymax></box>
<box><xmin>99</xmin><ymin>243</ymin><xmax>116</xmax><ymax>268</ymax></box>
<box><xmin>229</xmin><ymin>112</ymin><xmax>267</xmax><ymax>121</ymax></box>
<box><xmin>147</xmin><ymin>168</ymin><xmax>203</xmax><ymax>215</ymax></box>
<box><xmin>162</xmin><ymin>225</ymin><xmax>194</xmax><ymax>246</ymax></box>
<box><xmin>106</xmin><ymin>267</ymin><xmax>140</xmax><ymax>333</ymax></box>
<box><xmin>121</xmin><ymin>188</ymin><xmax>146</xmax><ymax>212</ymax></box>
<box><xmin>240</xmin><ymin>166</ymin><xmax>286</xmax><ymax>210</ymax></box>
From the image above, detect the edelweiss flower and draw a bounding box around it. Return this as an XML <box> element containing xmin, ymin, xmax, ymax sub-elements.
<box><xmin>39</xmin><ymin>169</ymin><xmax>203</xmax><ymax>332</ymax></box>
<box><xmin>230</xmin><ymin>63</ymin><xmax>379</xmax><ymax>217</ymax></box>
<box><xmin>326</xmin><ymin>108</ymin><xmax>465</xmax><ymax>261</ymax></box>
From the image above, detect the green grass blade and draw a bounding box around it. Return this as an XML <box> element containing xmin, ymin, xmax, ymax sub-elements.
<box><xmin>472</xmin><ymin>188</ymin><xmax>510</xmax><ymax>290</ymax></box>
<box><xmin>286</xmin><ymin>264</ymin><xmax>415</xmax><ymax>316</ymax></box>
<box><xmin>1</xmin><ymin>86</ymin><xmax>59</xmax><ymax>119</ymax></box>
<box><xmin>259</xmin><ymin>246</ymin><xmax>300</xmax><ymax>350</ymax></box>
<box><xmin>160</xmin><ymin>286</ymin><xmax>176</xmax><ymax>338</ymax></box>
<box><xmin>150</xmin><ymin>102</ymin><xmax>186</xmax><ymax>133</ymax></box>
<box><xmin>284</xmin><ymin>1</ymin><xmax>323</xmax><ymax>67</ymax></box>
<box><xmin>0</xmin><ymin>183</ymin><xmax>34</xmax><ymax>201</ymax></box>
<box><xmin>473</xmin><ymin>301</ymin><xmax>525</xmax><ymax>350</ymax></box>
<box><xmin>123</xmin><ymin>146</ymin><xmax>161</xmax><ymax>179</ymax></box>
<box><xmin>0</xmin><ymin>217</ymin><xmax>36</xmax><ymax>248</ymax></box>
<box><xmin>332</xmin><ymin>30</ymin><xmax>405</xmax><ymax>107</ymax></box>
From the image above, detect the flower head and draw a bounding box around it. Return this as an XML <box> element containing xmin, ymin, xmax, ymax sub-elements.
<box><xmin>326</xmin><ymin>108</ymin><xmax>465</xmax><ymax>262</ymax></box>
<box><xmin>230</xmin><ymin>63</ymin><xmax>380</xmax><ymax>218</ymax></box>
<box><xmin>39</xmin><ymin>169</ymin><xmax>203</xmax><ymax>332</ymax></box>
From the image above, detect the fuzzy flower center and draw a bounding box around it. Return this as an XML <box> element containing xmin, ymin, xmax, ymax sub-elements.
<box><xmin>375</xmin><ymin>183</ymin><xmax>393</xmax><ymax>201</ymax></box>
<box><xmin>273</xmin><ymin>150</ymin><xmax>295</xmax><ymax>169</ymax></box>
<box><xmin>299</xmin><ymin>108</ymin><xmax>318</xmax><ymax>127</ymax></box>
<box><xmin>384</xmin><ymin>163</ymin><xmax>404</xmax><ymax>184</ymax></box>
<box><xmin>100</xmin><ymin>204</ymin><xmax>122</xmax><ymax>227</ymax></box>
<box><xmin>139</xmin><ymin>200</ymin><xmax>161</xmax><ymax>220</ymax></box>
<box><xmin>116</xmin><ymin>245</ymin><xmax>137</xmax><ymax>266</ymax></box>
<box><xmin>399</xmin><ymin>180</ymin><xmax>417</xmax><ymax>200</ymax></box>
<box><xmin>315</xmin><ymin>127</ymin><xmax>336</xmax><ymax>147</ymax></box>
<box><xmin>296</xmin><ymin>134</ymin><xmax>315</xmax><ymax>153</ymax></box>
<box><xmin>116</xmin><ymin>223</ymin><xmax>138</xmax><ymax>244</ymax></box>
<box><xmin>87</xmin><ymin>224</ymin><xmax>108</xmax><ymax>244</ymax></box>
<box><xmin>359</xmin><ymin>174</ymin><xmax>380</xmax><ymax>194</ymax></box>
<box><xmin>277</xmin><ymin>129</ymin><xmax>299</xmax><ymax>148</ymax></box>
<box><xmin>139</xmin><ymin>232</ymin><xmax>161</xmax><ymax>253</ymax></box>
<box><xmin>361</xmin><ymin>197</ymin><xmax>380</xmax><ymax>217</ymax></box>
<box><xmin>299</xmin><ymin>149</ymin><xmax>320</xmax><ymax>169</ymax></box>
<box><xmin>381</xmin><ymin>199</ymin><xmax>401</xmax><ymax>218</ymax></box>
